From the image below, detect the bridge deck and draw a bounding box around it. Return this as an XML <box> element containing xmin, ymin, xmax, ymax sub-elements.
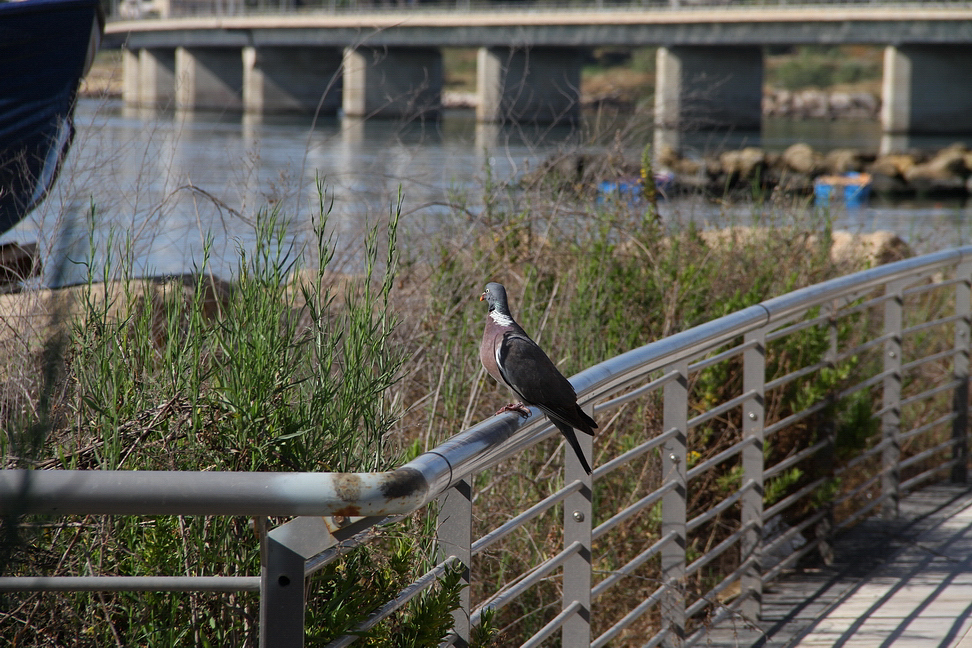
<box><xmin>707</xmin><ymin>484</ymin><xmax>972</xmax><ymax>647</ymax></box>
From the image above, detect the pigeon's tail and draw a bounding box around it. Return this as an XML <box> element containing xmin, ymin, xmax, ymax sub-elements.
<box><xmin>576</xmin><ymin>406</ymin><xmax>597</xmax><ymax>435</ymax></box>
<box><xmin>556</xmin><ymin>421</ymin><xmax>593</xmax><ymax>475</ymax></box>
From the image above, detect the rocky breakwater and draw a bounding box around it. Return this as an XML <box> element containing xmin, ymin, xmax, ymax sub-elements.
<box><xmin>763</xmin><ymin>88</ymin><xmax>880</xmax><ymax>120</ymax></box>
<box><xmin>661</xmin><ymin>142</ymin><xmax>972</xmax><ymax>199</ymax></box>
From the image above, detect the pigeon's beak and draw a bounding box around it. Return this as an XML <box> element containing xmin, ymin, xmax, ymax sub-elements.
<box><xmin>480</xmin><ymin>292</ymin><xmax>486</xmax><ymax>302</ymax></box>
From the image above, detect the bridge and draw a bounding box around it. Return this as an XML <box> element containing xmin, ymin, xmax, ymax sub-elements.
<box><xmin>106</xmin><ymin>3</ymin><xmax>972</xmax><ymax>137</ymax></box>
<box><xmin>2</xmin><ymin>245</ymin><xmax>971</xmax><ymax>646</ymax></box>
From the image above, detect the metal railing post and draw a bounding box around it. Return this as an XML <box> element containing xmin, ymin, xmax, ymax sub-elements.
<box><xmin>953</xmin><ymin>261</ymin><xmax>972</xmax><ymax>483</ymax></box>
<box><xmin>260</xmin><ymin>525</ymin><xmax>308</xmax><ymax>648</ymax></box>
<box><xmin>439</xmin><ymin>480</ymin><xmax>472</xmax><ymax>647</ymax></box>
<box><xmin>661</xmin><ymin>360</ymin><xmax>688</xmax><ymax>648</ymax></box>
<box><xmin>562</xmin><ymin>407</ymin><xmax>594</xmax><ymax>648</ymax></box>
<box><xmin>882</xmin><ymin>280</ymin><xmax>906</xmax><ymax>518</ymax></box>
<box><xmin>740</xmin><ymin>330</ymin><xmax>766</xmax><ymax>621</ymax></box>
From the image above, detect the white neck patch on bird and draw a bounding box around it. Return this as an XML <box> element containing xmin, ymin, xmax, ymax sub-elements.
<box><xmin>489</xmin><ymin>310</ymin><xmax>514</xmax><ymax>327</ymax></box>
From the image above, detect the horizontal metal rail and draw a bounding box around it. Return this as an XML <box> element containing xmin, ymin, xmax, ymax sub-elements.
<box><xmin>325</xmin><ymin>557</ymin><xmax>460</xmax><ymax>648</ymax></box>
<box><xmin>521</xmin><ymin>600</ymin><xmax>582</xmax><ymax>648</ymax></box>
<box><xmin>0</xmin><ymin>576</ymin><xmax>261</xmax><ymax>592</ymax></box>
<box><xmin>592</xmin><ymin>583</ymin><xmax>666</xmax><ymax>648</ymax></box>
<box><xmin>593</xmin><ymin>481</ymin><xmax>677</xmax><ymax>543</ymax></box>
<box><xmin>592</xmin><ymin>531</ymin><xmax>678</xmax><ymax>600</ymax></box>
<box><xmin>471</xmin><ymin>541</ymin><xmax>583</xmax><ymax>624</ymax></box>
<box><xmin>764</xmin><ymin>438</ymin><xmax>831</xmax><ymax>480</ymax></box>
<box><xmin>593</xmin><ymin>427</ymin><xmax>678</xmax><ymax>481</ymax></box>
<box><xmin>686</xmin><ymin>438</ymin><xmax>750</xmax><ymax>482</ymax></box>
<box><xmin>473</xmin><ymin>480</ymin><xmax>584</xmax><ymax>555</ymax></box>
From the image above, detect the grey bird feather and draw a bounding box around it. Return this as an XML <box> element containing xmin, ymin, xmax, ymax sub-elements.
<box><xmin>479</xmin><ymin>282</ymin><xmax>597</xmax><ymax>474</ymax></box>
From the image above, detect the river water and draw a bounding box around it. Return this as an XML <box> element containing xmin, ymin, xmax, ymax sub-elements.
<box><xmin>3</xmin><ymin>98</ymin><xmax>971</xmax><ymax>285</ymax></box>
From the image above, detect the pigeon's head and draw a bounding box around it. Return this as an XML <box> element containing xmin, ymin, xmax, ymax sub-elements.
<box><xmin>480</xmin><ymin>282</ymin><xmax>510</xmax><ymax>315</ymax></box>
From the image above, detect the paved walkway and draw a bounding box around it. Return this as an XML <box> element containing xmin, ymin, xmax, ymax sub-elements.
<box><xmin>708</xmin><ymin>484</ymin><xmax>972</xmax><ymax>647</ymax></box>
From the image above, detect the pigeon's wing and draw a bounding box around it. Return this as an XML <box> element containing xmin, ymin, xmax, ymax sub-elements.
<box><xmin>497</xmin><ymin>331</ymin><xmax>596</xmax><ymax>435</ymax></box>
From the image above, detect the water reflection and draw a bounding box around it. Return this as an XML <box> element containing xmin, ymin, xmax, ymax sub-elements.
<box><xmin>2</xmin><ymin>99</ymin><xmax>971</xmax><ymax>285</ymax></box>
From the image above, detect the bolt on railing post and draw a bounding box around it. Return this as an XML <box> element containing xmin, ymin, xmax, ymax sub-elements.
<box><xmin>661</xmin><ymin>360</ymin><xmax>688</xmax><ymax>648</ymax></box>
<box><xmin>952</xmin><ymin>261</ymin><xmax>972</xmax><ymax>483</ymax></box>
<box><xmin>438</xmin><ymin>480</ymin><xmax>472</xmax><ymax>647</ymax></box>
<box><xmin>562</xmin><ymin>406</ymin><xmax>594</xmax><ymax>648</ymax></box>
<box><xmin>740</xmin><ymin>329</ymin><xmax>766</xmax><ymax>622</ymax></box>
<box><xmin>882</xmin><ymin>280</ymin><xmax>906</xmax><ymax>519</ymax></box>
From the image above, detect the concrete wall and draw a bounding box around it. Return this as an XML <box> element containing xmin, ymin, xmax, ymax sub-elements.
<box><xmin>476</xmin><ymin>47</ymin><xmax>583</xmax><ymax>125</ymax></box>
<box><xmin>342</xmin><ymin>47</ymin><xmax>442</xmax><ymax>119</ymax></box>
<box><xmin>242</xmin><ymin>46</ymin><xmax>343</xmax><ymax>115</ymax></box>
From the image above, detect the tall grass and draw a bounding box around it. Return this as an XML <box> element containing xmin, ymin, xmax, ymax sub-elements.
<box><xmin>0</xmin><ymin>189</ymin><xmax>462</xmax><ymax>646</ymax></box>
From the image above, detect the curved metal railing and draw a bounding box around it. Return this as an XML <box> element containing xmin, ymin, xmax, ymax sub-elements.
<box><xmin>1</xmin><ymin>245</ymin><xmax>970</xmax><ymax>647</ymax></box>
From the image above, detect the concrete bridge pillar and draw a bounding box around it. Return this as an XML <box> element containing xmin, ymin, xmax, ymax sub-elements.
<box><xmin>137</xmin><ymin>48</ymin><xmax>176</xmax><ymax>107</ymax></box>
<box><xmin>654</xmin><ymin>46</ymin><xmax>763</xmax><ymax>132</ymax></box>
<box><xmin>881</xmin><ymin>45</ymin><xmax>972</xmax><ymax>135</ymax></box>
<box><xmin>476</xmin><ymin>46</ymin><xmax>583</xmax><ymax>125</ymax></box>
<box><xmin>243</xmin><ymin>46</ymin><xmax>343</xmax><ymax>115</ymax></box>
<box><xmin>175</xmin><ymin>46</ymin><xmax>243</xmax><ymax>112</ymax></box>
<box><xmin>123</xmin><ymin>48</ymin><xmax>140</xmax><ymax>106</ymax></box>
<box><xmin>342</xmin><ymin>47</ymin><xmax>442</xmax><ymax>120</ymax></box>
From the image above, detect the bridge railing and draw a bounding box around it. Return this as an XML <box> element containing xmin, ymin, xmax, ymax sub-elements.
<box><xmin>1</xmin><ymin>245</ymin><xmax>970</xmax><ymax>646</ymax></box>
<box><xmin>111</xmin><ymin>0</ymin><xmax>972</xmax><ymax>21</ymax></box>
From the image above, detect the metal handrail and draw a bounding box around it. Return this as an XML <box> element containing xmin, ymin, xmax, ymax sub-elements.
<box><xmin>2</xmin><ymin>245</ymin><xmax>970</xmax><ymax>647</ymax></box>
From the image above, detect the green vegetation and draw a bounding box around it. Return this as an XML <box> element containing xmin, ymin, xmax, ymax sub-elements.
<box><xmin>0</xmin><ymin>194</ymin><xmax>464</xmax><ymax>646</ymax></box>
<box><xmin>766</xmin><ymin>45</ymin><xmax>883</xmax><ymax>91</ymax></box>
<box><xmin>0</xmin><ymin>140</ymin><xmax>959</xmax><ymax>645</ymax></box>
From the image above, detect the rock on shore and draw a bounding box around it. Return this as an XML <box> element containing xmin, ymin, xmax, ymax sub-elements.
<box><xmin>659</xmin><ymin>142</ymin><xmax>972</xmax><ymax>198</ymax></box>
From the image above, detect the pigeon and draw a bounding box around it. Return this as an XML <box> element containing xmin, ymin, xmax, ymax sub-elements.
<box><xmin>479</xmin><ymin>282</ymin><xmax>598</xmax><ymax>475</ymax></box>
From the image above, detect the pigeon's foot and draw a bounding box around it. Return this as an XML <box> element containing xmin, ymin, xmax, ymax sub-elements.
<box><xmin>497</xmin><ymin>402</ymin><xmax>531</xmax><ymax>418</ymax></box>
